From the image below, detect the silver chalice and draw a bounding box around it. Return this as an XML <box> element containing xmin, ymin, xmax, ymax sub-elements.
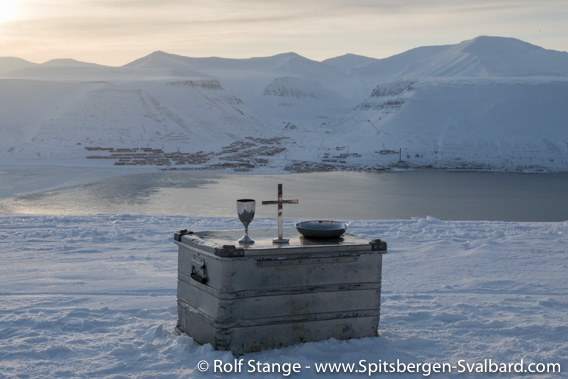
<box><xmin>237</xmin><ymin>199</ymin><xmax>255</xmax><ymax>244</ymax></box>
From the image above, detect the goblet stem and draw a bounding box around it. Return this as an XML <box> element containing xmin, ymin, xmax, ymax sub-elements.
<box><xmin>238</xmin><ymin>225</ymin><xmax>254</xmax><ymax>244</ymax></box>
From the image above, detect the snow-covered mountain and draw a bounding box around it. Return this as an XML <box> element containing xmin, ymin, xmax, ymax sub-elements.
<box><xmin>0</xmin><ymin>57</ymin><xmax>37</xmax><ymax>76</ymax></box>
<box><xmin>353</xmin><ymin>36</ymin><xmax>568</xmax><ymax>80</ymax></box>
<box><xmin>1</xmin><ymin>36</ymin><xmax>567</xmax><ymax>172</ymax></box>
<box><xmin>322</xmin><ymin>53</ymin><xmax>379</xmax><ymax>73</ymax></box>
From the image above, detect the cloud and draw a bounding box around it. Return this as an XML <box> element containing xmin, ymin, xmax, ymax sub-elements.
<box><xmin>12</xmin><ymin>0</ymin><xmax>560</xmax><ymax>31</ymax></box>
<box><xmin>21</xmin><ymin>0</ymin><xmax>542</xmax><ymax>26</ymax></box>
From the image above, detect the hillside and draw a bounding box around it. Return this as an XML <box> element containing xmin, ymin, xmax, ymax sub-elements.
<box><xmin>1</xmin><ymin>36</ymin><xmax>567</xmax><ymax>172</ymax></box>
<box><xmin>0</xmin><ymin>57</ymin><xmax>37</xmax><ymax>76</ymax></box>
<box><xmin>353</xmin><ymin>36</ymin><xmax>568</xmax><ymax>80</ymax></box>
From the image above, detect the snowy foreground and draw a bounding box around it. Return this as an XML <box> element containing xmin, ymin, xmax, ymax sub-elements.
<box><xmin>1</xmin><ymin>215</ymin><xmax>566</xmax><ymax>378</ymax></box>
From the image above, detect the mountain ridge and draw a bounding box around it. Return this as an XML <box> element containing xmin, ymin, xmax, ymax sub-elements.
<box><xmin>1</xmin><ymin>36</ymin><xmax>567</xmax><ymax>172</ymax></box>
<box><xmin>3</xmin><ymin>36</ymin><xmax>568</xmax><ymax>77</ymax></box>
<box><xmin>352</xmin><ymin>36</ymin><xmax>568</xmax><ymax>80</ymax></box>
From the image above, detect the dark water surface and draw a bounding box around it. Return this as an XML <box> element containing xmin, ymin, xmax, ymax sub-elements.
<box><xmin>1</xmin><ymin>168</ymin><xmax>567</xmax><ymax>221</ymax></box>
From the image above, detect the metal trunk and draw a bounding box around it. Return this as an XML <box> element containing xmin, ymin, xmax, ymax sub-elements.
<box><xmin>173</xmin><ymin>228</ymin><xmax>387</xmax><ymax>355</ymax></box>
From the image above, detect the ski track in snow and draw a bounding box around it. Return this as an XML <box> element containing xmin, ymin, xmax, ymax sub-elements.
<box><xmin>1</xmin><ymin>214</ymin><xmax>567</xmax><ymax>378</ymax></box>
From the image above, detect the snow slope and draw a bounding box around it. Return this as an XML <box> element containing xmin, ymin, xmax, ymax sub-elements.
<box><xmin>1</xmin><ymin>36</ymin><xmax>567</xmax><ymax>171</ymax></box>
<box><xmin>315</xmin><ymin>79</ymin><xmax>568</xmax><ymax>171</ymax></box>
<box><xmin>0</xmin><ymin>76</ymin><xmax>271</xmax><ymax>161</ymax></box>
<box><xmin>0</xmin><ymin>215</ymin><xmax>566</xmax><ymax>377</ymax></box>
<box><xmin>353</xmin><ymin>36</ymin><xmax>568</xmax><ymax>81</ymax></box>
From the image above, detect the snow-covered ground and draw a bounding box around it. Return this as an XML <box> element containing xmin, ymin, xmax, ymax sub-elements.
<box><xmin>1</xmin><ymin>214</ymin><xmax>566</xmax><ymax>378</ymax></box>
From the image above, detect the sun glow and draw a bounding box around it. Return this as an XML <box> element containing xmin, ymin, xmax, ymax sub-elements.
<box><xmin>0</xmin><ymin>0</ymin><xmax>16</xmax><ymax>23</ymax></box>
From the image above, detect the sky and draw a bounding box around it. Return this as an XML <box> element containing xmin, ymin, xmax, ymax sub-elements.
<box><xmin>0</xmin><ymin>0</ymin><xmax>567</xmax><ymax>66</ymax></box>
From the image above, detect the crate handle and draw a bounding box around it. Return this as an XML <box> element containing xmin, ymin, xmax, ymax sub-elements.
<box><xmin>190</xmin><ymin>257</ymin><xmax>207</xmax><ymax>284</ymax></box>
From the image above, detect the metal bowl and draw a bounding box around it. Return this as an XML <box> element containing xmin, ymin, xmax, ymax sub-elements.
<box><xmin>295</xmin><ymin>220</ymin><xmax>348</xmax><ymax>239</ymax></box>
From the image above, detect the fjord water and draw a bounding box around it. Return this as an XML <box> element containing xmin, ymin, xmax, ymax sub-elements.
<box><xmin>1</xmin><ymin>168</ymin><xmax>567</xmax><ymax>221</ymax></box>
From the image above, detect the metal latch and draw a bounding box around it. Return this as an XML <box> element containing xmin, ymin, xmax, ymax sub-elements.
<box><xmin>174</xmin><ymin>229</ymin><xmax>193</xmax><ymax>242</ymax></box>
<box><xmin>190</xmin><ymin>256</ymin><xmax>207</xmax><ymax>284</ymax></box>
<box><xmin>370</xmin><ymin>239</ymin><xmax>387</xmax><ymax>252</ymax></box>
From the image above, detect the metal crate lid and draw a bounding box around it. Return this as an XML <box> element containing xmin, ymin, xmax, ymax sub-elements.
<box><xmin>174</xmin><ymin>227</ymin><xmax>387</xmax><ymax>257</ymax></box>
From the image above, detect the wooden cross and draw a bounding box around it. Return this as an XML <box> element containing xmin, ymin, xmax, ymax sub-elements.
<box><xmin>262</xmin><ymin>183</ymin><xmax>298</xmax><ymax>243</ymax></box>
